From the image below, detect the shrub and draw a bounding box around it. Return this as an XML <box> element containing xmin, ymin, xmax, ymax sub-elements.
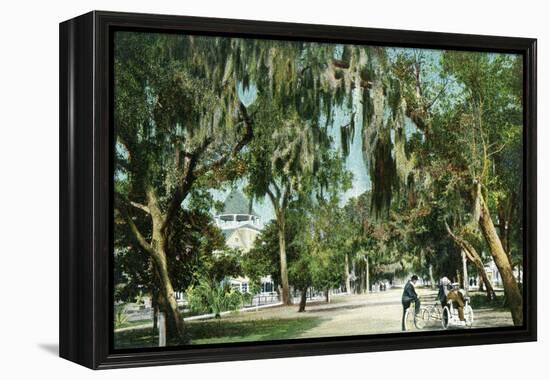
<box><xmin>114</xmin><ymin>304</ymin><xmax>129</xmax><ymax>329</ymax></box>
<box><xmin>186</xmin><ymin>279</ymin><xmax>245</xmax><ymax>318</ymax></box>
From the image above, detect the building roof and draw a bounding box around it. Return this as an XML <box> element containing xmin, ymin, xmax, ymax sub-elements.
<box><xmin>220</xmin><ymin>189</ymin><xmax>259</xmax><ymax>217</ymax></box>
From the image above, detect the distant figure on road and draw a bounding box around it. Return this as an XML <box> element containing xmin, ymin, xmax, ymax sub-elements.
<box><xmin>401</xmin><ymin>275</ymin><xmax>420</xmax><ymax>331</ymax></box>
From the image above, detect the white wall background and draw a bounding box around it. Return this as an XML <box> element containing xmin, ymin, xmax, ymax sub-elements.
<box><xmin>0</xmin><ymin>0</ymin><xmax>546</xmax><ymax>378</ymax></box>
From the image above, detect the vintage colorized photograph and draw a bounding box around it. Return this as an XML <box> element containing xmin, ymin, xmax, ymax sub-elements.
<box><xmin>112</xmin><ymin>30</ymin><xmax>524</xmax><ymax>349</ymax></box>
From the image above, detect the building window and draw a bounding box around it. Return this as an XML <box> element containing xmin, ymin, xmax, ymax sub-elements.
<box><xmin>241</xmin><ymin>283</ymin><xmax>248</xmax><ymax>293</ymax></box>
<box><xmin>261</xmin><ymin>282</ymin><xmax>273</xmax><ymax>293</ymax></box>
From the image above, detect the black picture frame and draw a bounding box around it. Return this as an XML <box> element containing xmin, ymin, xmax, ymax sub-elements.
<box><xmin>59</xmin><ymin>10</ymin><xmax>537</xmax><ymax>369</ymax></box>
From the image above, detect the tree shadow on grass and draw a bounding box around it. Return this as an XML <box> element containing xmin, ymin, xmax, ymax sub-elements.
<box><xmin>114</xmin><ymin>317</ymin><xmax>322</xmax><ymax>349</ymax></box>
<box><xmin>114</xmin><ymin>328</ymin><xmax>159</xmax><ymax>349</ymax></box>
<box><xmin>302</xmin><ymin>302</ymin><xmax>367</xmax><ymax>313</ymax></box>
<box><xmin>188</xmin><ymin>317</ymin><xmax>322</xmax><ymax>344</ymax></box>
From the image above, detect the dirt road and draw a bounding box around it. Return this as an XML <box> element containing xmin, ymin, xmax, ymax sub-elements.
<box><xmin>225</xmin><ymin>287</ymin><xmax>514</xmax><ymax>339</ymax></box>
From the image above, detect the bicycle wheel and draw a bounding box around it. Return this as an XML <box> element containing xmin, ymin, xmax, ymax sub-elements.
<box><xmin>432</xmin><ymin>305</ymin><xmax>441</xmax><ymax>321</ymax></box>
<box><xmin>414</xmin><ymin>311</ymin><xmax>426</xmax><ymax>329</ymax></box>
<box><xmin>441</xmin><ymin>306</ymin><xmax>451</xmax><ymax>329</ymax></box>
<box><xmin>421</xmin><ymin>307</ymin><xmax>432</xmax><ymax>322</ymax></box>
<box><xmin>464</xmin><ymin>305</ymin><xmax>474</xmax><ymax>327</ymax></box>
<box><xmin>426</xmin><ymin>305</ymin><xmax>441</xmax><ymax>322</ymax></box>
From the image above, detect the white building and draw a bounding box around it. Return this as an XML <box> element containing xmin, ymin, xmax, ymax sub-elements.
<box><xmin>214</xmin><ymin>190</ymin><xmax>275</xmax><ymax>296</ymax></box>
<box><xmin>484</xmin><ymin>257</ymin><xmax>523</xmax><ymax>287</ymax></box>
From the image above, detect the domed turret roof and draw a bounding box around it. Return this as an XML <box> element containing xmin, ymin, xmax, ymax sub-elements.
<box><xmin>221</xmin><ymin>189</ymin><xmax>259</xmax><ymax>217</ymax></box>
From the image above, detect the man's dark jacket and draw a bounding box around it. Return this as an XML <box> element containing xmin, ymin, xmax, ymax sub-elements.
<box><xmin>401</xmin><ymin>281</ymin><xmax>419</xmax><ymax>304</ymax></box>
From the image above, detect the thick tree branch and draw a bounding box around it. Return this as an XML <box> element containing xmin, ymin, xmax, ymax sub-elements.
<box><xmin>271</xmin><ymin>181</ymin><xmax>282</xmax><ymax>201</ymax></box>
<box><xmin>161</xmin><ymin>138</ymin><xmax>210</xmax><ymax>233</ymax></box>
<box><xmin>444</xmin><ymin>220</ymin><xmax>476</xmax><ymax>262</ymax></box>
<box><xmin>119</xmin><ymin>204</ymin><xmax>155</xmax><ymax>256</ymax></box>
<box><xmin>129</xmin><ymin>200</ymin><xmax>151</xmax><ymax>214</ymax></box>
<box><xmin>162</xmin><ymin>102</ymin><xmax>254</xmax><ymax>232</ymax></box>
<box><xmin>266</xmin><ymin>187</ymin><xmax>280</xmax><ymax>213</ymax></box>
<box><xmin>405</xmin><ymin>102</ymin><xmax>430</xmax><ymax>134</ymax></box>
<box><xmin>425</xmin><ymin>80</ymin><xmax>449</xmax><ymax>110</ymax></box>
<box><xmin>195</xmin><ymin>102</ymin><xmax>254</xmax><ymax>177</ymax></box>
<box><xmin>445</xmin><ymin>220</ymin><xmax>497</xmax><ymax>300</ymax></box>
<box><xmin>146</xmin><ymin>187</ymin><xmax>164</xmax><ymax>224</ymax></box>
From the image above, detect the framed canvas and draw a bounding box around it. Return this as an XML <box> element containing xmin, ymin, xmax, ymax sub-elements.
<box><xmin>59</xmin><ymin>11</ymin><xmax>537</xmax><ymax>369</ymax></box>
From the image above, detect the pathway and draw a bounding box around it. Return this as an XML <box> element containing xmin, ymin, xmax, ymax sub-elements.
<box><xmin>221</xmin><ymin>287</ymin><xmax>514</xmax><ymax>339</ymax></box>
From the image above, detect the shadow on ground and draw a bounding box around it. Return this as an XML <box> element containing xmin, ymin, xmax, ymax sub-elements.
<box><xmin>114</xmin><ymin>316</ymin><xmax>323</xmax><ymax>349</ymax></box>
<box><xmin>38</xmin><ymin>343</ymin><xmax>59</xmax><ymax>356</ymax></box>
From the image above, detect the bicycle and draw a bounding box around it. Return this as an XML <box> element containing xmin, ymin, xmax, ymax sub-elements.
<box><xmin>441</xmin><ymin>297</ymin><xmax>474</xmax><ymax>329</ymax></box>
<box><xmin>421</xmin><ymin>301</ymin><xmax>442</xmax><ymax>323</ymax></box>
<box><xmin>403</xmin><ymin>301</ymin><xmax>425</xmax><ymax>331</ymax></box>
<box><xmin>421</xmin><ymin>298</ymin><xmax>474</xmax><ymax>329</ymax></box>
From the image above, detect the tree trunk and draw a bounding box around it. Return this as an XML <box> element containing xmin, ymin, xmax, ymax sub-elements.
<box><xmin>479</xmin><ymin>276</ymin><xmax>485</xmax><ymax>292</ymax></box>
<box><xmin>152</xmin><ymin>290</ymin><xmax>158</xmax><ymax>331</ymax></box>
<box><xmin>325</xmin><ymin>288</ymin><xmax>331</xmax><ymax>303</ymax></box>
<box><xmin>344</xmin><ymin>254</ymin><xmax>351</xmax><ymax>293</ymax></box>
<box><xmin>298</xmin><ymin>288</ymin><xmax>308</xmax><ymax>312</ymax></box>
<box><xmin>469</xmin><ymin>255</ymin><xmax>496</xmax><ymax>300</ymax></box>
<box><xmin>462</xmin><ymin>250</ymin><xmax>469</xmax><ymax>291</ymax></box>
<box><xmin>122</xmin><ymin>196</ymin><xmax>186</xmax><ymax>344</ymax></box>
<box><xmin>429</xmin><ymin>264</ymin><xmax>435</xmax><ymax>290</ymax></box>
<box><xmin>444</xmin><ymin>220</ymin><xmax>496</xmax><ymax>300</ymax></box>
<box><xmin>497</xmin><ymin>199</ymin><xmax>515</xmax><ymax>267</ymax></box>
<box><xmin>360</xmin><ymin>259</ymin><xmax>366</xmax><ymax>293</ymax></box>
<box><xmin>465</xmin><ymin>251</ymin><xmax>496</xmax><ymax>300</ymax></box>
<box><xmin>365</xmin><ymin>256</ymin><xmax>370</xmax><ymax>293</ymax></box>
<box><xmin>152</xmin><ymin>294</ymin><xmax>159</xmax><ymax>346</ymax></box>
<box><xmin>479</xmin><ymin>192</ymin><xmax>523</xmax><ymax>325</ymax></box>
<box><xmin>153</xmin><ymin>248</ymin><xmax>186</xmax><ymax>343</ymax></box>
<box><xmin>276</xmin><ymin>216</ymin><xmax>291</xmax><ymax>305</ymax></box>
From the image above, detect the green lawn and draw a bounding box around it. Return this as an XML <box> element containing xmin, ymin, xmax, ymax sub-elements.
<box><xmin>114</xmin><ymin>316</ymin><xmax>322</xmax><ymax>349</ymax></box>
<box><xmin>115</xmin><ymin>309</ymin><xmax>200</xmax><ymax>330</ymax></box>
<box><xmin>468</xmin><ymin>291</ymin><xmax>507</xmax><ymax>310</ymax></box>
<box><xmin>115</xmin><ymin>319</ymin><xmax>153</xmax><ymax>330</ymax></box>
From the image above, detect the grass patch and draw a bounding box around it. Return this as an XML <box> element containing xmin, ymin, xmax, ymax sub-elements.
<box><xmin>468</xmin><ymin>291</ymin><xmax>507</xmax><ymax>310</ymax></box>
<box><xmin>189</xmin><ymin>316</ymin><xmax>321</xmax><ymax>344</ymax></box>
<box><xmin>115</xmin><ymin>319</ymin><xmax>153</xmax><ymax>330</ymax></box>
<box><xmin>115</xmin><ymin>309</ymin><xmax>201</xmax><ymax>330</ymax></box>
<box><xmin>114</xmin><ymin>316</ymin><xmax>322</xmax><ymax>349</ymax></box>
<box><xmin>115</xmin><ymin>327</ymin><xmax>159</xmax><ymax>349</ymax></box>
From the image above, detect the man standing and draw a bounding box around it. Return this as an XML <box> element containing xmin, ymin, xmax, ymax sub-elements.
<box><xmin>402</xmin><ymin>275</ymin><xmax>420</xmax><ymax>331</ymax></box>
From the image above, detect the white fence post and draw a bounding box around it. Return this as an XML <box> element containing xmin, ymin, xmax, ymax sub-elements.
<box><xmin>158</xmin><ymin>312</ymin><xmax>166</xmax><ymax>347</ymax></box>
